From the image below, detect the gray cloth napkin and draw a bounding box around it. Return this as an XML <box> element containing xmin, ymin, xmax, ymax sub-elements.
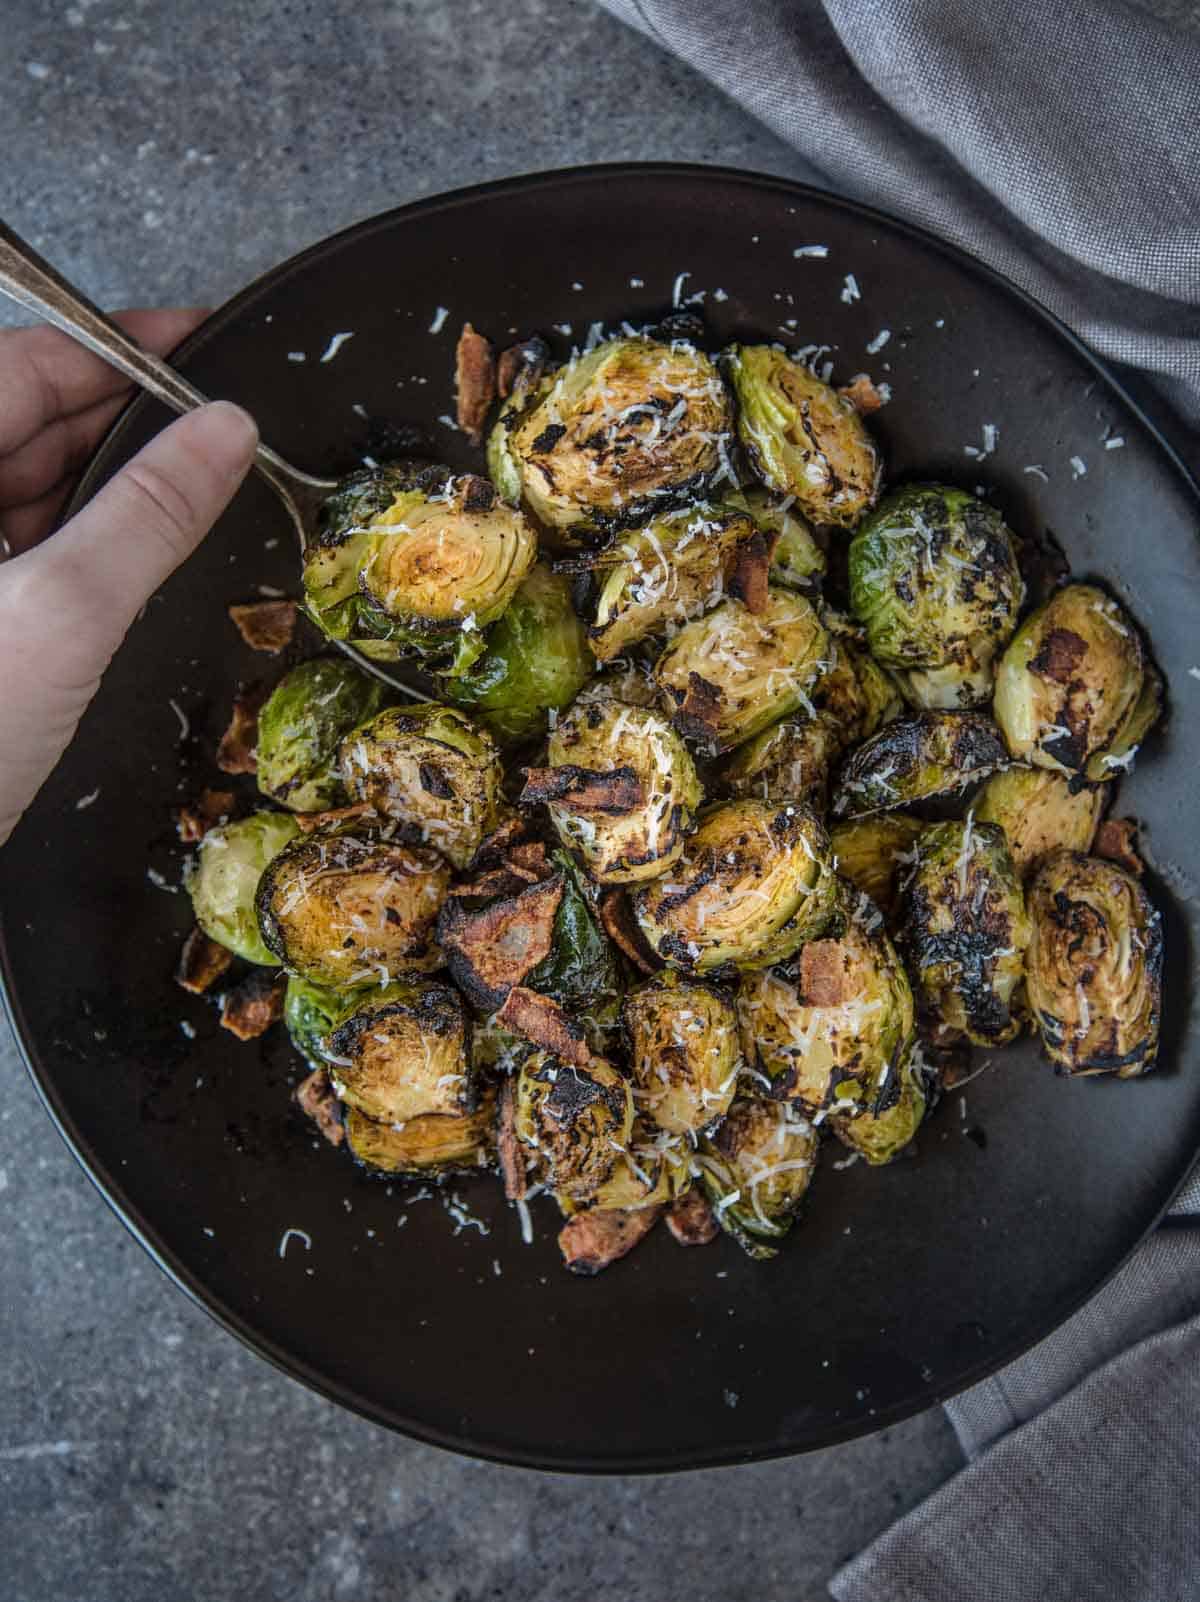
<box><xmin>593</xmin><ymin>2</ymin><xmax>1200</xmax><ymax>1596</ymax></box>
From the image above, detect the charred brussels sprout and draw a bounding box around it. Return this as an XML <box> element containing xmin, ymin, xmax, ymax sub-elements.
<box><xmin>283</xmin><ymin>975</ymin><xmax>343</xmax><ymax>1070</ymax></box>
<box><xmin>993</xmin><ymin>584</ymin><xmax>1162</xmax><ymax>782</ymax></box>
<box><xmin>439</xmin><ymin>564</ymin><xmax>591</xmax><ymax>744</ymax></box>
<box><xmin>505</xmin><ymin>337</ymin><xmax>734</xmax><ymax>538</ymax></box>
<box><xmin>344</xmin><ymin>1092</ymin><xmax>495</xmax><ymax>1176</ymax></box>
<box><xmin>303</xmin><ymin>465</ymin><xmax>537</xmax><ymax>661</ymax></box>
<box><xmin>815</xmin><ymin>624</ymin><xmax>904</xmax><ymax>743</ymax></box>
<box><xmin>829</xmin><ymin>813</ymin><xmax>924</xmax><ymax>920</ymax></box>
<box><xmin>974</xmin><ymin>767</ymin><xmax>1105</xmax><ymax>876</ymax></box>
<box><xmin>849</xmin><ymin>484</ymin><xmax>1024</xmax><ymax>708</ymax></box>
<box><xmin>721</xmin><ymin>712</ymin><xmax>842</xmax><ymax>809</ymax></box>
<box><xmin>187</xmin><ymin>810</ymin><xmax>301</xmax><ymax>965</ymax></box>
<box><xmin>561</xmin><ymin>1121</ymin><xmax>692</xmax><ymax>1214</ymax></box>
<box><xmin>728</xmin><ymin>345</ymin><xmax>881</xmax><ymax>528</ymax></box>
<box><xmin>534</xmin><ymin>698</ymin><xmax>703</xmax><ymax>885</ymax></box>
<box><xmin>322</xmin><ymin>979</ymin><xmax>472</xmax><ymax>1123</ymax></box>
<box><xmin>256</xmin><ymin>658</ymin><xmax>392</xmax><ymax>813</ymax></box>
<box><xmin>739</xmin><ymin>485</ymin><xmax>827</xmax><ymax>589</ymax></box>
<box><xmin>833</xmin><ymin>711</ymin><xmax>1008</xmax><ymax>819</ymax></box>
<box><xmin>900</xmin><ymin>820</ymin><xmax>1032</xmax><ymax>1046</ymax></box>
<box><xmin>830</xmin><ymin>1062</ymin><xmax>927</xmax><ymax>1165</ymax></box>
<box><xmin>654</xmin><ymin>589</ymin><xmax>830</xmax><ymax>754</ymax></box>
<box><xmin>697</xmin><ymin>1097</ymin><xmax>818</xmax><ymax>1258</ymax></box>
<box><xmin>340</xmin><ymin>704</ymin><xmax>503</xmax><ymax>869</ymax></box>
<box><xmin>256</xmin><ymin>830</ymin><xmax>449</xmax><ymax>984</ymax></box>
<box><xmin>635</xmin><ymin>799</ymin><xmax>838</xmax><ymax>975</ymax></box>
<box><xmin>624</xmin><ymin>971</ymin><xmax>741</xmax><ymax>1135</ymax></box>
<box><xmin>514</xmin><ymin>1052</ymin><xmax>635</xmax><ymax>1201</ymax></box>
<box><xmin>1026</xmin><ymin>851</ymin><xmax>1162</xmax><ymax>1076</ymax></box>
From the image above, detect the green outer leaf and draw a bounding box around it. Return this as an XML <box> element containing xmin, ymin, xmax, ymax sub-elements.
<box><xmin>525</xmin><ymin>850</ymin><xmax>623</xmax><ymax>1033</ymax></box>
<box><xmin>257</xmin><ymin>658</ymin><xmax>393</xmax><ymax>813</ymax></box>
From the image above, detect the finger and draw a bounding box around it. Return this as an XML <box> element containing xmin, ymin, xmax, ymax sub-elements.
<box><xmin>0</xmin><ymin>483</ymin><xmax>76</xmax><ymax>553</ymax></box>
<box><xmin>0</xmin><ymin>389</ymin><xmax>133</xmax><ymax>528</ymax></box>
<box><xmin>0</xmin><ymin>306</ymin><xmax>210</xmax><ymax>458</ymax></box>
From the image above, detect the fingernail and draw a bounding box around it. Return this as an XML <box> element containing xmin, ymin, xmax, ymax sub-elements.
<box><xmin>193</xmin><ymin>400</ymin><xmax>260</xmax><ymax>467</ymax></box>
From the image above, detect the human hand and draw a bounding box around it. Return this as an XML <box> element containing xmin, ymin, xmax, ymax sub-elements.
<box><xmin>0</xmin><ymin>310</ymin><xmax>259</xmax><ymax>844</ymax></box>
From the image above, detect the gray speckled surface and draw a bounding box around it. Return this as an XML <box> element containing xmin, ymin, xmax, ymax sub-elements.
<box><xmin>0</xmin><ymin>2</ymin><xmax>963</xmax><ymax>1598</ymax></box>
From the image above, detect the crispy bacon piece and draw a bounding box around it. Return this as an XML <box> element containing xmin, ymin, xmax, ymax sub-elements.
<box><xmin>175</xmin><ymin>787</ymin><xmax>236</xmax><ymax>843</ymax></box>
<box><xmin>216</xmin><ymin>684</ymin><xmax>267</xmax><ymax>775</ymax></box>
<box><xmin>506</xmin><ymin>841</ymin><xmax>552</xmax><ymax>881</ymax></box>
<box><xmin>520</xmin><ymin>764</ymin><xmax>643</xmax><ymax>814</ymax></box>
<box><xmin>439</xmin><ymin>874</ymin><xmax>565</xmax><ymax>1008</ymax></box>
<box><xmin>665</xmin><ymin>1188</ymin><xmax>719</xmax><ymax>1246</ymax></box>
<box><xmin>1094</xmin><ymin>816</ymin><xmax>1144</xmax><ymax>876</ymax></box>
<box><xmin>497</xmin><ymin>1077</ymin><xmax>526</xmax><ymax>1202</ymax></box>
<box><xmin>293</xmin><ymin>801</ymin><xmax>377</xmax><ymax>833</ymax></box>
<box><xmin>228</xmin><ymin>599</ymin><xmax>298</xmax><ymax>654</ymax></box>
<box><xmin>799</xmin><ymin>940</ymin><xmax>854</xmax><ymax>1007</ymax></box>
<box><xmin>598</xmin><ymin>888</ymin><xmax>661</xmax><ymax>975</ymax></box>
<box><xmin>469</xmin><ymin>815</ymin><xmax>532</xmax><ymax>871</ymax></box>
<box><xmin>496</xmin><ymin>986</ymin><xmax>590</xmax><ymax>1067</ymax></box>
<box><xmin>295</xmin><ymin>1069</ymin><xmax>345</xmax><ymax>1147</ymax></box>
<box><xmin>558</xmin><ymin>1206</ymin><xmax>662</xmax><ymax>1275</ymax></box>
<box><xmin>730</xmin><ymin>529</ymin><xmax>776</xmax><ymax>615</ymax></box>
<box><xmin>838</xmin><ymin>373</ymin><xmax>888</xmax><ymax>414</ymax></box>
<box><xmin>176</xmin><ymin>925</ymin><xmax>233</xmax><ymax>994</ymax></box>
<box><xmin>455</xmin><ymin>323</ymin><xmax>497</xmax><ymax>446</ymax></box>
<box><xmin>219</xmin><ymin>970</ymin><xmax>286</xmax><ymax>1040</ymax></box>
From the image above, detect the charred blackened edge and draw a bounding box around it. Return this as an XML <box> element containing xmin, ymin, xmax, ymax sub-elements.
<box><xmin>520</xmin><ymin>764</ymin><xmax>644</xmax><ymax>815</ymax></box>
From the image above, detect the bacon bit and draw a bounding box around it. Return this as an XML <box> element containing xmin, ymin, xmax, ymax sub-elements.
<box><xmin>730</xmin><ymin>528</ymin><xmax>776</xmax><ymax>615</ymax></box>
<box><xmin>496</xmin><ymin>336</ymin><xmax>550</xmax><ymax>401</ymax></box>
<box><xmin>456</xmin><ymin>864</ymin><xmax>535</xmax><ymax>902</ymax></box>
<box><xmin>1030</xmin><ymin>627</ymin><xmax>1088</xmax><ymax>684</ymax></box>
<box><xmin>219</xmin><ymin>970</ymin><xmax>287</xmax><ymax>1040</ymax></box>
<box><xmin>496</xmin><ymin>986</ymin><xmax>591</xmax><ymax>1067</ymax></box>
<box><xmin>439</xmin><ymin>874</ymin><xmax>565</xmax><ymax>1007</ymax></box>
<box><xmin>469</xmin><ymin>815</ymin><xmax>532</xmax><ymax>871</ymax></box>
<box><xmin>176</xmin><ymin>925</ymin><xmax>233</xmax><ymax>994</ymax></box>
<box><xmin>838</xmin><ymin>373</ymin><xmax>888</xmax><ymax>414</ymax></box>
<box><xmin>293</xmin><ymin>801</ymin><xmax>378</xmax><ymax>833</ymax></box>
<box><xmin>455</xmin><ymin>323</ymin><xmax>497</xmax><ymax>446</ymax></box>
<box><xmin>520</xmin><ymin>764</ymin><xmax>644</xmax><ymax>814</ymax></box>
<box><xmin>295</xmin><ymin>1069</ymin><xmax>345</xmax><ymax>1146</ymax></box>
<box><xmin>497</xmin><ymin>1077</ymin><xmax>526</xmax><ymax>1201</ymax></box>
<box><xmin>673</xmin><ymin>672</ymin><xmax>723</xmax><ymax>741</ymax></box>
<box><xmin>506</xmin><ymin>841</ymin><xmax>552</xmax><ymax>881</ymax></box>
<box><xmin>665</xmin><ymin>1188</ymin><xmax>719</xmax><ymax>1246</ymax></box>
<box><xmin>799</xmin><ymin>940</ymin><xmax>854</xmax><ymax>1007</ymax></box>
<box><xmin>558</xmin><ymin>1205</ymin><xmax>662</xmax><ymax>1275</ymax></box>
<box><xmin>598</xmin><ymin>888</ymin><xmax>661</xmax><ymax>975</ymax></box>
<box><xmin>174</xmin><ymin>787</ymin><xmax>236</xmax><ymax>843</ymax></box>
<box><xmin>228</xmin><ymin>599</ymin><xmax>298</xmax><ymax>654</ymax></box>
<box><xmin>216</xmin><ymin>684</ymin><xmax>267</xmax><ymax>774</ymax></box>
<box><xmin>1094</xmin><ymin>817</ymin><xmax>1144</xmax><ymax>876</ymax></box>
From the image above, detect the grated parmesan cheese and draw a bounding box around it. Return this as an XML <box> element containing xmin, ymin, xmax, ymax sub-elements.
<box><xmin>319</xmin><ymin>331</ymin><xmax>355</xmax><ymax>363</ymax></box>
<box><xmin>428</xmin><ymin>306</ymin><xmax>449</xmax><ymax>334</ymax></box>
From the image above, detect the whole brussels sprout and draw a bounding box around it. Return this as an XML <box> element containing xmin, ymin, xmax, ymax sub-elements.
<box><xmin>832</xmin><ymin>711</ymin><xmax>1008</xmax><ymax>819</ymax></box>
<box><xmin>728</xmin><ymin>345</ymin><xmax>881</xmax><ymax>527</ymax></box>
<box><xmin>339</xmin><ymin>703</ymin><xmax>503</xmax><ymax>869</ymax></box>
<box><xmin>635</xmin><ymin>799</ymin><xmax>838</xmax><ymax>975</ymax></box>
<box><xmin>974</xmin><ymin>767</ymin><xmax>1106</xmax><ymax>876</ymax></box>
<box><xmin>256</xmin><ymin>829</ymin><xmax>450</xmax><ymax>984</ymax></box>
<box><xmin>829</xmin><ymin>813</ymin><xmax>924</xmax><ymax>921</ymax></box>
<box><xmin>721</xmin><ymin>711</ymin><xmax>842</xmax><ymax>809</ymax></box>
<box><xmin>830</xmin><ymin>1063</ymin><xmax>927</xmax><ymax>1165</ymax></box>
<box><xmin>303</xmin><ymin>465</ymin><xmax>537</xmax><ymax>662</ymax></box>
<box><xmin>283</xmin><ymin>974</ymin><xmax>343</xmax><ymax>1070</ymax></box>
<box><xmin>256</xmin><ymin>658</ymin><xmax>393</xmax><ymax>813</ymax></box>
<box><xmin>187</xmin><ymin>810</ymin><xmax>301</xmax><ymax>965</ymax></box>
<box><xmin>321</xmin><ymin>978</ymin><xmax>473</xmax><ymax>1124</ymax></box>
<box><xmin>1025</xmin><ymin>850</ymin><xmax>1162</xmax><ymax>1076</ymax></box>
<box><xmin>739</xmin><ymin>485</ymin><xmax>827</xmax><ymax>589</ymax></box>
<box><xmin>623</xmin><ymin>970</ymin><xmax>741</xmax><ymax>1136</ymax></box>
<box><xmin>849</xmin><ymin>484</ymin><xmax>1024</xmax><ymax>708</ymax></box>
<box><xmin>993</xmin><ymin>583</ymin><xmax>1162</xmax><ymax>782</ymax></box>
<box><xmin>697</xmin><ymin>1096</ymin><xmax>818</xmax><ymax>1259</ymax></box>
<box><xmin>899</xmin><ymin>819</ymin><xmax>1031</xmax><ymax>1046</ymax></box>
<box><xmin>505</xmin><ymin>337</ymin><xmax>734</xmax><ymax>539</ymax></box>
<box><xmin>344</xmin><ymin>1092</ymin><xmax>495</xmax><ymax>1176</ymax></box>
<box><xmin>439</xmin><ymin>563</ymin><xmax>592</xmax><ymax>745</ymax></box>
<box><xmin>514</xmin><ymin>1052</ymin><xmax>635</xmax><ymax>1202</ymax></box>
<box><xmin>653</xmin><ymin>588</ymin><xmax>830</xmax><ymax>754</ymax></box>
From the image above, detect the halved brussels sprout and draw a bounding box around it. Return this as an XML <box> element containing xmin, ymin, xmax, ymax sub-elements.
<box><xmin>993</xmin><ymin>584</ymin><xmax>1162</xmax><ymax>782</ymax></box>
<box><xmin>256</xmin><ymin>830</ymin><xmax>449</xmax><ymax>984</ymax></box>
<box><xmin>283</xmin><ymin>974</ymin><xmax>343</xmax><ymax>1070</ymax></box>
<box><xmin>535</xmin><ymin>698</ymin><xmax>703</xmax><ymax>885</ymax></box>
<box><xmin>721</xmin><ymin>712</ymin><xmax>842</xmax><ymax>808</ymax></box>
<box><xmin>739</xmin><ymin>485</ymin><xmax>827</xmax><ymax>589</ymax></box>
<box><xmin>560</xmin><ymin>1121</ymin><xmax>693</xmax><ymax>1215</ymax></box>
<box><xmin>900</xmin><ymin>819</ymin><xmax>1031</xmax><ymax>1046</ymax></box>
<box><xmin>624</xmin><ymin>970</ymin><xmax>741</xmax><ymax>1135</ymax></box>
<box><xmin>256</xmin><ymin>659</ymin><xmax>393</xmax><ymax>813</ymax></box>
<box><xmin>187</xmin><ymin>810</ymin><xmax>301</xmax><ymax>965</ymax></box>
<box><xmin>344</xmin><ymin>1092</ymin><xmax>495</xmax><ymax>1176</ymax></box>
<box><xmin>573</xmin><ymin>661</ymin><xmax>661</xmax><ymax>711</ymax></box>
<box><xmin>587</xmin><ymin>502</ymin><xmax>759</xmax><ymax>662</ymax></box>
<box><xmin>635</xmin><ymin>799</ymin><xmax>838</xmax><ymax>975</ymax></box>
<box><xmin>697</xmin><ymin>1097</ymin><xmax>818</xmax><ymax>1258</ymax></box>
<box><xmin>815</xmin><ymin>623</ymin><xmax>904</xmax><ymax>743</ymax></box>
<box><xmin>849</xmin><ymin>484</ymin><xmax>1024</xmax><ymax>708</ymax></box>
<box><xmin>303</xmin><ymin>465</ymin><xmax>537</xmax><ymax>661</ymax></box>
<box><xmin>339</xmin><ymin>704</ymin><xmax>503</xmax><ymax>869</ymax></box>
<box><xmin>513</xmin><ymin>1052</ymin><xmax>635</xmax><ymax>1201</ymax></box>
<box><xmin>728</xmin><ymin>345</ymin><xmax>881</xmax><ymax>527</ymax></box>
<box><xmin>974</xmin><ymin>767</ymin><xmax>1106</xmax><ymax>876</ymax></box>
<box><xmin>1026</xmin><ymin>850</ymin><xmax>1162</xmax><ymax>1076</ymax></box>
<box><xmin>320</xmin><ymin>979</ymin><xmax>472</xmax><ymax>1124</ymax></box>
<box><xmin>738</xmin><ymin>892</ymin><xmax>915</xmax><ymax>1118</ymax></box>
<box><xmin>439</xmin><ymin>563</ymin><xmax>592</xmax><ymax>745</ymax></box>
<box><xmin>486</xmin><ymin>338</ymin><xmax>553</xmax><ymax>502</ymax></box>
<box><xmin>832</xmin><ymin>711</ymin><xmax>1008</xmax><ymax>819</ymax></box>
<box><xmin>830</xmin><ymin>1062</ymin><xmax>926</xmax><ymax>1165</ymax></box>
<box><xmin>653</xmin><ymin>589</ymin><xmax>830</xmax><ymax>754</ymax></box>
<box><xmin>829</xmin><ymin>813</ymin><xmax>924</xmax><ymax>920</ymax></box>
<box><xmin>506</xmin><ymin>337</ymin><xmax>734</xmax><ymax>537</ymax></box>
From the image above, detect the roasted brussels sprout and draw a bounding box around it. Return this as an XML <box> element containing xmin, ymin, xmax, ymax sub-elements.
<box><xmin>697</xmin><ymin>1097</ymin><xmax>818</xmax><ymax>1258</ymax></box>
<box><xmin>635</xmin><ymin>799</ymin><xmax>838</xmax><ymax>975</ymax></box>
<box><xmin>587</xmin><ymin>502</ymin><xmax>760</xmax><ymax>662</ymax></box>
<box><xmin>624</xmin><ymin>971</ymin><xmax>741</xmax><ymax>1136</ymax></box>
<box><xmin>562</xmin><ymin>1121</ymin><xmax>692</xmax><ymax>1215</ymax></box>
<box><xmin>738</xmin><ymin>893</ymin><xmax>915</xmax><ymax>1119</ymax></box>
<box><xmin>832</xmin><ymin>711</ymin><xmax>1008</xmax><ymax>819</ymax></box>
<box><xmin>256</xmin><ymin>659</ymin><xmax>392</xmax><ymax>813</ymax></box>
<box><xmin>900</xmin><ymin>820</ymin><xmax>1031</xmax><ymax>1046</ymax></box>
<box><xmin>283</xmin><ymin>974</ymin><xmax>343</xmax><ymax>1070</ymax></box>
<box><xmin>514</xmin><ymin>1052</ymin><xmax>635</xmax><ymax>1201</ymax></box>
<box><xmin>532</xmin><ymin>697</ymin><xmax>703</xmax><ymax>885</ymax></box>
<box><xmin>1025</xmin><ymin>851</ymin><xmax>1162</xmax><ymax>1076</ymax></box>
<box><xmin>340</xmin><ymin>704</ymin><xmax>503</xmax><ymax>869</ymax></box>
<box><xmin>303</xmin><ymin>465</ymin><xmax>537</xmax><ymax>661</ymax></box>
<box><xmin>849</xmin><ymin>484</ymin><xmax>1024</xmax><ymax>708</ymax></box>
<box><xmin>256</xmin><ymin>830</ymin><xmax>449</xmax><ymax>984</ymax></box>
<box><xmin>974</xmin><ymin>767</ymin><xmax>1105</xmax><ymax>876</ymax></box>
<box><xmin>654</xmin><ymin>589</ymin><xmax>830</xmax><ymax>754</ymax></box>
<box><xmin>829</xmin><ymin>813</ymin><xmax>924</xmax><ymax>919</ymax></box>
<box><xmin>439</xmin><ymin>563</ymin><xmax>591</xmax><ymax>744</ymax></box>
<box><xmin>993</xmin><ymin>584</ymin><xmax>1162</xmax><ymax>782</ymax></box>
<box><xmin>505</xmin><ymin>337</ymin><xmax>734</xmax><ymax>538</ymax></box>
<box><xmin>320</xmin><ymin>978</ymin><xmax>473</xmax><ymax>1123</ymax></box>
<box><xmin>573</xmin><ymin>661</ymin><xmax>661</xmax><ymax>711</ymax></box>
<box><xmin>721</xmin><ymin>712</ymin><xmax>841</xmax><ymax>808</ymax></box>
<box><xmin>830</xmin><ymin>1061</ymin><xmax>927</xmax><ymax>1165</ymax></box>
<box><xmin>187</xmin><ymin>810</ymin><xmax>301</xmax><ymax>965</ymax></box>
<box><xmin>739</xmin><ymin>485</ymin><xmax>827</xmax><ymax>589</ymax></box>
<box><xmin>728</xmin><ymin>345</ymin><xmax>881</xmax><ymax>528</ymax></box>
<box><xmin>344</xmin><ymin>1092</ymin><xmax>495</xmax><ymax>1176</ymax></box>
<box><xmin>815</xmin><ymin>625</ymin><xmax>904</xmax><ymax>743</ymax></box>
